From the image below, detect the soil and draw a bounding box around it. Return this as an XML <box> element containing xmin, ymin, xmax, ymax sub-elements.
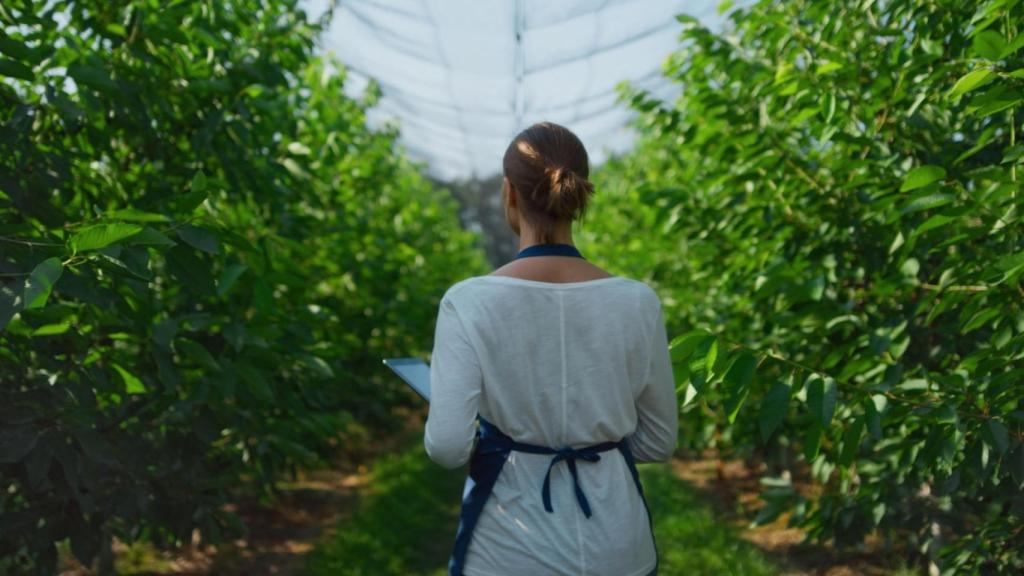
<box><xmin>670</xmin><ymin>454</ymin><xmax>911</xmax><ymax>576</ymax></box>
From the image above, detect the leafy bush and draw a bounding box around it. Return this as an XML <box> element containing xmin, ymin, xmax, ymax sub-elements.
<box><xmin>0</xmin><ymin>1</ymin><xmax>486</xmax><ymax>573</ymax></box>
<box><xmin>580</xmin><ymin>0</ymin><xmax>1023</xmax><ymax>572</ymax></box>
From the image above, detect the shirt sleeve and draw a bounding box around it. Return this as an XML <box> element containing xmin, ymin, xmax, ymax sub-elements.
<box><xmin>424</xmin><ymin>293</ymin><xmax>482</xmax><ymax>469</ymax></box>
<box><xmin>626</xmin><ymin>294</ymin><xmax>679</xmax><ymax>463</ymax></box>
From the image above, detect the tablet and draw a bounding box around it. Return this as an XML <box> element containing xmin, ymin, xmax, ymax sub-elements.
<box><xmin>382</xmin><ymin>357</ymin><xmax>430</xmax><ymax>402</ymax></box>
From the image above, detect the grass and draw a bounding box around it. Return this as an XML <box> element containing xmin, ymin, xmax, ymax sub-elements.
<box><xmin>303</xmin><ymin>442</ymin><xmax>465</xmax><ymax>576</ymax></box>
<box><xmin>303</xmin><ymin>441</ymin><xmax>779</xmax><ymax>576</ymax></box>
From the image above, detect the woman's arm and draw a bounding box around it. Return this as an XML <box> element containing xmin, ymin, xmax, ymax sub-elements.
<box><xmin>424</xmin><ymin>293</ymin><xmax>482</xmax><ymax>469</ymax></box>
<box><xmin>626</xmin><ymin>295</ymin><xmax>679</xmax><ymax>462</ymax></box>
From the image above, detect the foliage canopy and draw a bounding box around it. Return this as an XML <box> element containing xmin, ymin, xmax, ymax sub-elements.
<box><xmin>581</xmin><ymin>0</ymin><xmax>1024</xmax><ymax>572</ymax></box>
<box><xmin>0</xmin><ymin>0</ymin><xmax>486</xmax><ymax>573</ymax></box>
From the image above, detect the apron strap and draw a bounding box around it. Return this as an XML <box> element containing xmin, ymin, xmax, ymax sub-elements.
<box><xmin>448</xmin><ymin>443</ymin><xmax>511</xmax><ymax>576</ymax></box>
<box><xmin>617</xmin><ymin>441</ymin><xmax>660</xmax><ymax>575</ymax></box>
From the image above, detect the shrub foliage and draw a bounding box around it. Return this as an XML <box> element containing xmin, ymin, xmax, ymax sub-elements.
<box><xmin>0</xmin><ymin>1</ymin><xmax>486</xmax><ymax>573</ymax></box>
<box><xmin>581</xmin><ymin>0</ymin><xmax>1023</xmax><ymax>572</ymax></box>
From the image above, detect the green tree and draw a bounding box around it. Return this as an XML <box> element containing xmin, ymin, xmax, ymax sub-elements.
<box><xmin>581</xmin><ymin>0</ymin><xmax>1023</xmax><ymax>573</ymax></box>
<box><xmin>0</xmin><ymin>1</ymin><xmax>486</xmax><ymax>573</ymax></box>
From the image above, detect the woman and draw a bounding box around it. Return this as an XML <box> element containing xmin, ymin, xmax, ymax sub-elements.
<box><xmin>425</xmin><ymin>121</ymin><xmax>678</xmax><ymax>576</ymax></box>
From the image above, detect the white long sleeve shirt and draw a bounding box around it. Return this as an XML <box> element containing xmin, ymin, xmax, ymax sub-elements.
<box><xmin>425</xmin><ymin>274</ymin><xmax>679</xmax><ymax>576</ymax></box>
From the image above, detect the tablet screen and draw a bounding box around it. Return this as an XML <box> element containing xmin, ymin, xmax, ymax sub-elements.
<box><xmin>382</xmin><ymin>357</ymin><xmax>430</xmax><ymax>402</ymax></box>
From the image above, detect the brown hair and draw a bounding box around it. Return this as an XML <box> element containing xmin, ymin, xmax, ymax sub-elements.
<box><xmin>502</xmin><ymin>122</ymin><xmax>594</xmax><ymax>243</ymax></box>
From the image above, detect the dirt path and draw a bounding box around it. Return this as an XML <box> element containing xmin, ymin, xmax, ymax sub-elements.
<box><xmin>62</xmin><ymin>426</ymin><xmax>907</xmax><ymax>575</ymax></box>
<box><xmin>59</xmin><ymin>414</ymin><xmax>423</xmax><ymax>576</ymax></box>
<box><xmin>670</xmin><ymin>456</ymin><xmax>909</xmax><ymax>576</ymax></box>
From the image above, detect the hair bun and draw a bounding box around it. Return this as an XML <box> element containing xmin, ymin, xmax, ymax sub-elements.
<box><xmin>545</xmin><ymin>165</ymin><xmax>594</xmax><ymax>219</ymax></box>
<box><xmin>502</xmin><ymin>122</ymin><xmax>594</xmax><ymax>242</ymax></box>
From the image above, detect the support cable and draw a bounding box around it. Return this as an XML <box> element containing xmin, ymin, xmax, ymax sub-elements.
<box><xmin>513</xmin><ymin>0</ymin><xmax>525</xmax><ymax>131</ymax></box>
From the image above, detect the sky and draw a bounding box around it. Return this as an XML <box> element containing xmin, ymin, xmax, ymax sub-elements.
<box><xmin>301</xmin><ymin>0</ymin><xmax>743</xmax><ymax>181</ymax></box>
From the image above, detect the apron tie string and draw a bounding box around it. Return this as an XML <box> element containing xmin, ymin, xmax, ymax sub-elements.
<box><xmin>542</xmin><ymin>446</ymin><xmax>602</xmax><ymax>517</ymax></box>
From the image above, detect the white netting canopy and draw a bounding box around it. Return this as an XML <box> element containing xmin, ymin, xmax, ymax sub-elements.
<box><xmin>303</xmin><ymin>0</ymin><xmax>740</xmax><ymax>181</ymax></box>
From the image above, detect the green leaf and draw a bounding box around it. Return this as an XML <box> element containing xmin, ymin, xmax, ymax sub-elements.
<box><xmin>222</xmin><ymin>322</ymin><xmax>245</xmax><ymax>353</ymax></box>
<box><xmin>807</xmin><ymin>375</ymin><xmax>838</xmax><ymax>427</ymax></box>
<box><xmin>233</xmin><ymin>361</ymin><xmax>274</xmax><ymax>403</ymax></box>
<box><xmin>675</xmin><ymin>14</ymin><xmax>700</xmax><ymax>26</ymax></box>
<box><xmin>126</xmin><ymin>227</ymin><xmax>177</xmax><ymax>247</ymax></box>
<box><xmin>192</xmin><ymin>170</ymin><xmax>208</xmax><ymax>193</ymax></box>
<box><xmin>759</xmin><ymin>382</ymin><xmax>790</xmax><ymax>441</ymax></box>
<box><xmin>113</xmin><ymin>364</ymin><xmax>146</xmax><ymax>394</ymax></box>
<box><xmin>177</xmin><ymin>339</ymin><xmax>221</xmax><ymax>372</ymax></box>
<box><xmin>982</xmin><ymin>420</ymin><xmax>1009</xmax><ymax>455</ymax></box>
<box><xmin>681</xmin><ymin>382</ymin><xmax>699</xmax><ymax>406</ymax></box>
<box><xmin>702</xmin><ymin>336</ymin><xmax>718</xmax><ymax>375</ymax></box>
<box><xmin>103</xmin><ymin>209</ymin><xmax>169</xmax><ymax>223</ymax></box>
<box><xmin>971</xmin><ymin>94</ymin><xmax>1022</xmax><ymax>117</ymax></box>
<box><xmin>872</xmin><ymin>502</ymin><xmax>886</xmax><ymax>526</ymax></box>
<box><xmin>897</xmin><ymin>378</ymin><xmax>929</xmax><ymax>391</ymax></box>
<box><xmin>0</xmin><ymin>36</ymin><xmax>51</xmax><ymax>64</ymax></box>
<box><xmin>1003</xmin><ymin>145</ymin><xmax>1024</xmax><ymax>164</ymax></box>
<box><xmin>23</xmin><ymin>257</ymin><xmax>63</xmax><ymax>310</ymax></box>
<box><xmin>177</xmin><ymin>225</ymin><xmax>220</xmax><ymax>254</ymax></box>
<box><xmin>69</xmin><ymin>514</ymin><xmax>99</xmax><ymax>566</ymax></box>
<box><xmin>74</xmin><ymin>428</ymin><xmax>117</xmax><ymax>465</ymax></box>
<box><xmin>900</xmin><ymin>193</ymin><xmax>954</xmax><ymax>214</ymax></box>
<box><xmin>815</xmin><ymin>61</ymin><xmax>842</xmax><ymax>75</ymax></box>
<box><xmin>153</xmin><ymin>348</ymin><xmax>179</xmax><ymax>389</ymax></box>
<box><xmin>669</xmin><ymin>329</ymin><xmax>711</xmax><ymax>362</ymax></box>
<box><xmin>217</xmin><ymin>263</ymin><xmax>248</xmax><ymax>297</ymax></box>
<box><xmin>947</xmin><ymin>69</ymin><xmax>994</xmax><ymax>99</ymax></box>
<box><xmin>962</xmin><ymin>307</ymin><xmax>1000</xmax><ymax>333</ymax></box>
<box><xmin>866</xmin><ymin>396</ymin><xmax>885</xmax><ymax>439</ymax></box>
<box><xmin>70</xmin><ymin>223</ymin><xmax>143</xmax><ymax>252</ymax></box>
<box><xmin>171</xmin><ymin>189</ymin><xmax>208</xmax><ymax>213</ymax></box>
<box><xmin>900</xmin><ymin>165</ymin><xmax>946</xmax><ymax>192</ymax></box>
<box><xmin>972</xmin><ymin>30</ymin><xmax>1006</xmax><ymax>59</ymax></box>
<box><xmin>252</xmin><ymin>278</ymin><xmax>274</xmax><ymax>313</ymax></box>
<box><xmin>910</xmin><ymin>214</ymin><xmax>956</xmax><ymax>239</ymax></box>
<box><xmin>821</xmin><ymin>92</ymin><xmax>836</xmax><ymax>123</ymax></box>
<box><xmin>0</xmin><ymin>57</ymin><xmax>33</xmax><ymax>81</ymax></box>
<box><xmin>789</xmin><ymin>107</ymin><xmax>819</xmax><ymax>127</ymax></box>
<box><xmin>32</xmin><ymin>322</ymin><xmax>71</xmax><ymax>336</ymax></box>
<box><xmin>723</xmin><ymin>352</ymin><xmax>756</xmax><ymax>423</ymax></box>
<box><xmin>838</xmin><ymin>418</ymin><xmax>865</xmax><ymax>466</ymax></box>
<box><xmin>300</xmin><ymin>354</ymin><xmax>335</xmax><ymax>378</ymax></box>
<box><xmin>1002</xmin><ymin>34</ymin><xmax>1024</xmax><ymax>58</ymax></box>
<box><xmin>0</xmin><ymin>428</ymin><xmax>40</xmax><ymax>463</ymax></box>
<box><xmin>152</xmin><ymin>318</ymin><xmax>178</xmax><ymax>350</ymax></box>
<box><xmin>803</xmin><ymin>422</ymin><xmax>823</xmax><ymax>461</ymax></box>
<box><xmin>933</xmin><ymin>404</ymin><xmax>958</xmax><ymax>425</ymax></box>
<box><xmin>67</xmin><ymin>63</ymin><xmax>117</xmax><ymax>92</ymax></box>
<box><xmin>687</xmin><ymin>334</ymin><xmax>718</xmax><ymax>393</ymax></box>
<box><xmin>954</xmin><ymin>125</ymin><xmax>997</xmax><ymax>164</ymax></box>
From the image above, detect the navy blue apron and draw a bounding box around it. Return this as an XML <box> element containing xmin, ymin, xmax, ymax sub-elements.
<box><xmin>447</xmin><ymin>242</ymin><xmax>659</xmax><ymax>576</ymax></box>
